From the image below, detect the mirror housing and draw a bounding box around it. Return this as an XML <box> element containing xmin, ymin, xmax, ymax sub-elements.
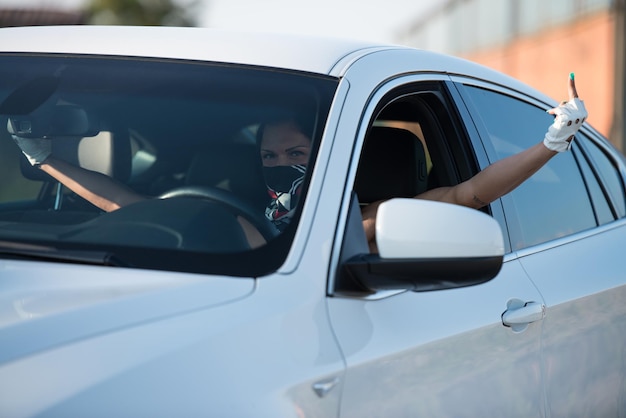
<box><xmin>341</xmin><ymin>199</ymin><xmax>504</xmax><ymax>293</ymax></box>
<box><xmin>7</xmin><ymin>104</ymin><xmax>99</xmax><ymax>138</ymax></box>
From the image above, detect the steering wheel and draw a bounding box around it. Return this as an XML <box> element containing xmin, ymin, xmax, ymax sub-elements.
<box><xmin>159</xmin><ymin>185</ymin><xmax>278</xmax><ymax>241</ymax></box>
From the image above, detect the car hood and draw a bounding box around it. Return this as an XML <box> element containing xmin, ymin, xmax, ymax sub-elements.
<box><xmin>0</xmin><ymin>259</ymin><xmax>255</xmax><ymax>365</ymax></box>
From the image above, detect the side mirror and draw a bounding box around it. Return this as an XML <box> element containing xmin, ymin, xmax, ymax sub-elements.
<box><xmin>341</xmin><ymin>199</ymin><xmax>504</xmax><ymax>292</ymax></box>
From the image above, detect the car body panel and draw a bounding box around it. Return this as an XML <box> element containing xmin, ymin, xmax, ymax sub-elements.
<box><xmin>318</xmin><ymin>70</ymin><xmax>543</xmax><ymax>415</ymax></box>
<box><xmin>0</xmin><ymin>25</ymin><xmax>550</xmax><ymax>100</ymax></box>
<box><xmin>0</xmin><ymin>25</ymin><xmax>383</xmax><ymax>77</ymax></box>
<box><xmin>328</xmin><ymin>257</ymin><xmax>545</xmax><ymax>417</ymax></box>
<box><xmin>516</xmin><ymin>221</ymin><xmax>626</xmax><ymax>417</ymax></box>
<box><xmin>0</xmin><ymin>259</ymin><xmax>254</xmax><ymax>364</ymax></box>
<box><xmin>0</xmin><ymin>270</ymin><xmax>345</xmax><ymax>418</ymax></box>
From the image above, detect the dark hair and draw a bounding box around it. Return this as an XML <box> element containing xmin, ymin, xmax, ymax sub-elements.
<box><xmin>255</xmin><ymin>112</ymin><xmax>314</xmax><ymax>147</ymax></box>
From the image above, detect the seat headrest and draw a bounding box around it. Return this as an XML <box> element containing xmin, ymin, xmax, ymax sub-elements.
<box><xmin>21</xmin><ymin>130</ymin><xmax>132</xmax><ymax>182</ymax></box>
<box><xmin>355</xmin><ymin>126</ymin><xmax>428</xmax><ymax>203</ymax></box>
<box><xmin>185</xmin><ymin>142</ymin><xmax>268</xmax><ymax>211</ymax></box>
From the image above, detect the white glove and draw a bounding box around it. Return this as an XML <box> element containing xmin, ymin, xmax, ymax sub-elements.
<box><xmin>543</xmin><ymin>97</ymin><xmax>588</xmax><ymax>152</ymax></box>
<box><xmin>12</xmin><ymin>135</ymin><xmax>52</xmax><ymax>166</ymax></box>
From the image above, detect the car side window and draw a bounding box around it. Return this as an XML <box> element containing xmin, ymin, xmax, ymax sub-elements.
<box><xmin>463</xmin><ymin>85</ymin><xmax>596</xmax><ymax>250</ymax></box>
<box><xmin>354</xmin><ymin>87</ymin><xmax>476</xmax><ymax>210</ymax></box>
<box><xmin>577</xmin><ymin>134</ymin><xmax>626</xmax><ymax>219</ymax></box>
<box><xmin>336</xmin><ymin>83</ymin><xmax>478</xmax><ymax>293</ymax></box>
<box><xmin>575</xmin><ymin>143</ymin><xmax>615</xmax><ymax>226</ymax></box>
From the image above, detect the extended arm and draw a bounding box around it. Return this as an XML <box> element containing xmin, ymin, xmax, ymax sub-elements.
<box><xmin>11</xmin><ymin>136</ymin><xmax>144</xmax><ymax>212</ymax></box>
<box><xmin>39</xmin><ymin>156</ymin><xmax>145</xmax><ymax>212</ymax></box>
<box><xmin>12</xmin><ymin>136</ymin><xmax>268</xmax><ymax>250</ymax></box>
<box><xmin>362</xmin><ymin>74</ymin><xmax>588</xmax><ymax>245</ymax></box>
<box><xmin>416</xmin><ymin>141</ymin><xmax>556</xmax><ymax>208</ymax></box>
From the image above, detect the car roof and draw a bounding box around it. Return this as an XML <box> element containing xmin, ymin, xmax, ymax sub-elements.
<box><xmin>0</xmin><ymin>25</ymin><xmax>551</xmax><ymax>104</ymax></box>
<box><xmin>0</xmin><ymin>25</ymin><xmax>395</xmax><ymax>76</ymax></box>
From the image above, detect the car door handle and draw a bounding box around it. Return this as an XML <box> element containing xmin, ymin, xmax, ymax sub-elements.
<box><xmin>502</xmin><ymin>299</ymin><xmax>545</xmax><ymax>332</ymax></box>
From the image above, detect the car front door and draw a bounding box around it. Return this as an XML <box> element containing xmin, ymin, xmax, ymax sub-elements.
<box><xmin>458</xmin><ymin>80</ymin><xmax>626</xmax><ymax>417</ymax></box>
<box><xmin>327</xmin><ymin>77</ymin><xmax>547</xmax><ymax>417</ymax></box>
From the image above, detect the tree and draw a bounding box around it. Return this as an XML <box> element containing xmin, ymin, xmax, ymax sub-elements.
<box><xmin>84</xmin><ymin>0</ymin><xmax>202</xmax><ymax>27</ymax></box>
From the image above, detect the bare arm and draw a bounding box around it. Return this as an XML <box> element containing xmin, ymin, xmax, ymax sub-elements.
<box><xmin>417</xmin><ymin>141</ymin><xmax>556</xmax><ymax>208</ymax></box>
<box><xmin>14</xmin><ymin>138</ymin><xmax>265</xmax><ymax>249</ymax></box>
<box><xmin>39</xmin><ymin>158</ymin><xmax>268</xmax><ymax>250</ymax></box>
<box><xmin>39</xmin><ymin>156</ymin><xmax>145</xmax><ymax>212</ymax></box>
<box><xmin>361</xmin><ymin>143</ymin><xmax>556</xmax><ymax>245</ymax></box>
<box><xmin>362</xmin><ymin>74</ymin><xmax>587</xmax><ymax>246</ymax></box>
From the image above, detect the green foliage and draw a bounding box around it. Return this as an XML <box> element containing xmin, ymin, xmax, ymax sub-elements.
<box><xmin>0</xmin><ymin>128</ymin><xmax>43</xmax><ymax>202</ymax></box>
<box><xmin>83</xmin><ymin>0</ymin><xmax>202</xmax><ymax>27</ymax></box>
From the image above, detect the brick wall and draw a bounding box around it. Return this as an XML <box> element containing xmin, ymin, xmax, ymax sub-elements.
<box><xmin>461</xmin><ymin>11</ymin><xmax>614</xmax><ymax>141</ymax></box>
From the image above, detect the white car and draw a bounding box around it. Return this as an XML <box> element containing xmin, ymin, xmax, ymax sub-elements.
<box><xmin>0</xmin><ymin>25</ymin><xmax>624</xmax><ymax>418</ymax></box>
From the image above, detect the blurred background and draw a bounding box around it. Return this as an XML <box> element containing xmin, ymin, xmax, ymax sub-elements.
<box><xmin>0</xmin><ymin>0</ymin><xmax>623</xmax><ymax>151</ymax></box>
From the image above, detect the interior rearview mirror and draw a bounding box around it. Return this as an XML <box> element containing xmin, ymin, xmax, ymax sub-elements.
<box><xmin>7</xmin><ymin>104</ymin><xmax>99</xmax><ymax>138</ymax></box>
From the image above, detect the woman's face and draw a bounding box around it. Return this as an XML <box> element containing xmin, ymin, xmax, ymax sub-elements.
<box><xmin>260</xmin><ymin>121</ymin><xmax>311</xmax><ymax>167</ymax></box>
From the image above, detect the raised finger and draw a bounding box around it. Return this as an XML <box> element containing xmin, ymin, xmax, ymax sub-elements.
<box><xmin>568</xmin><ymin>72</ymin><xmax>578</xmax><ymax>100</ymax></box>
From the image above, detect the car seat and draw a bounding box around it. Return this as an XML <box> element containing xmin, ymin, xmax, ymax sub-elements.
<box><xmin>355</xmin><ymin>126</ymin><xmax>428</xmax><ymax>204</ymax></box>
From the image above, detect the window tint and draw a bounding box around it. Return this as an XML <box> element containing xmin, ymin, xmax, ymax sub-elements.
<box><xmin>0</xmin><ymin>54</ymin><xmax>337</xmax><ymax>276</ymax></box>
<box><xmin>0</xmin><ymin>130</ymin><xmax>41</xmax><ymax>203</ymax></box>
<box><xmin>464</xmin><ymin>85</ymin><xmax>596</xmax><ymax>250</ymax></box>
<box><xmin>354</xmin><ymin>89</ymin><xmax>471</xmax><ymax>209</ymax></box>
<box><xmin>579</xmin><ymin>135</ymin><xmax>626</xmax><ymax>218</ymax></box>
<box><xmin>574</xmin><ymin>144</ymin><xmax>614</xmax><ymax>225</ymax></box>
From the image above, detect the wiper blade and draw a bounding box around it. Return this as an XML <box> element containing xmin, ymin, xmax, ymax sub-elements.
<box><xmin>0</xmin><ymin>241</ymin><xmax>129</xmax><ymax>267</ymax></box>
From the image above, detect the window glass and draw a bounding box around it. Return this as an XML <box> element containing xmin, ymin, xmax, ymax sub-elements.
<box><xmin>580</xmin><ymin>135</ymin><xmax>626</xmax><ymax>218</ymax></box>
<box><xmin>355</xmin><ymin>91</ymin><xmax>464</xmax><ymax>210</ymax></box>
<box><xmin>574</xmin><ymin>145</ymin><xmax>614</xmax><ymax>225</ymax></box>
<box><xmin>0</xmin><ymin>54</ymin><xmax>337</xmax><ymax>276</ymax></box>
<box><xmin>0</xmin><ymin>131</ymin><xmax>41</xmax><ymax>202</ymax></box>
<box><xmin>464</xmin><ymin>85</ymin><xmax>596</xmax><ymax>250</ymax></box>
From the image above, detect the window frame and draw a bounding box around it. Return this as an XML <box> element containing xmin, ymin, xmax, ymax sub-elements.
<box><xmin>574</xmin><ymin>131</ymin><xmax>626</xmax><ymax>220</ymax></box>
<box><xmin>332</xmin><ymin>76</ymin><xmax>489</xmax><ymax>296</ymax></box>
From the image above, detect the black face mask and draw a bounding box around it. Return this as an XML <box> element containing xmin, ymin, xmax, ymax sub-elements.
<box><xmin>263</xmin><ymin>164</ymin><xmax>306</xmax><ymax>231</ymax></box>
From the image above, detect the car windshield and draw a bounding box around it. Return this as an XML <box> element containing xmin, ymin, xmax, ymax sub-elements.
<box><xmin>0</xmin><ymin>54</ymin><xmax>337</xmax><ymax>276</ymax></box>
